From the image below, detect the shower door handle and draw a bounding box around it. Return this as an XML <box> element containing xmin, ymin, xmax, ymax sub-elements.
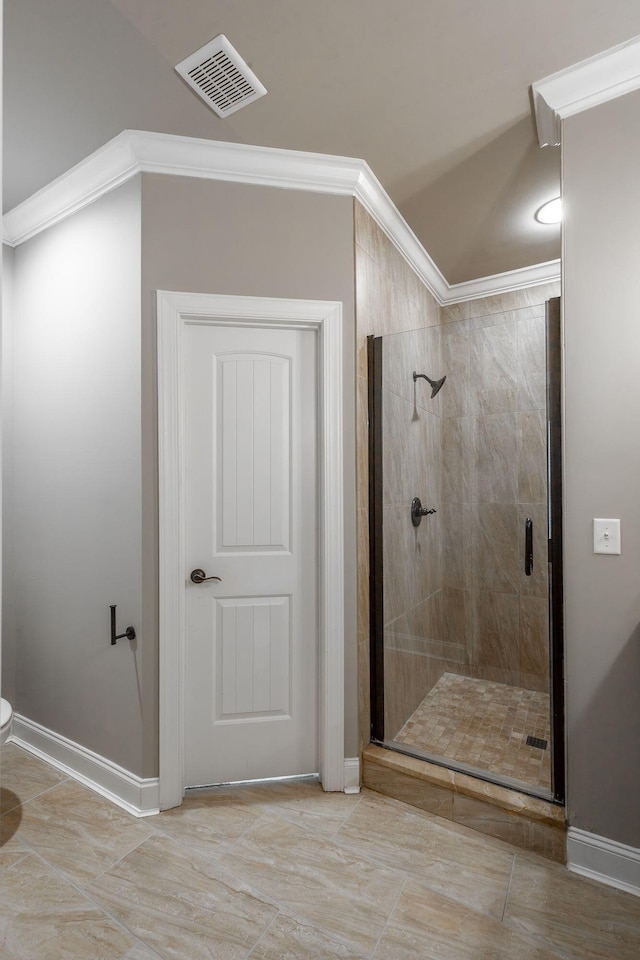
<box><xmin>525</xmin><ymin>518</ymin><xmax>533</xmax><ymax>576</ymax></box>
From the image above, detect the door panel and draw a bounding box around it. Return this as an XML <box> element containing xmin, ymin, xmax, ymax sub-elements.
<box><xmin>216</xmin><ymin>595</ymin><xmax>291</xmax><ymax>721</ymax></box>
<box><xmin>184</xmin><ymin>322</ymin><xmax>317</xmax><ymax>786</ymax></box>
<box><xmin>218</xmin><ymin>354</ymin><xmax>290</xmax><ymax>552</ymax></box>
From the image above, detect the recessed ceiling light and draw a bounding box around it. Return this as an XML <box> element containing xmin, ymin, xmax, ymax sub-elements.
<box><xmin>535</xmin><ymin>197</ymin><xmax>562</xmax><ymax>224</ymax></box>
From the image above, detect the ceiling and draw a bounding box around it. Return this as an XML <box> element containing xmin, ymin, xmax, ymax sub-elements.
<box><xmin>5</xmin><ymin>0</ymin><xmax>640</xmax><ymax>284</ymax></box>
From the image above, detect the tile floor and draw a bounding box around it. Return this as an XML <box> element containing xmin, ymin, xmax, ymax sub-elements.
<box><xmin>395</xmin><ymin>672</ymin><xmax>551</xmax><ymax>791</ymax></box>
<box><xmin>1</xmin><ymin>742</ymin><xmax>639</xmax><ymax>959</ymax></box>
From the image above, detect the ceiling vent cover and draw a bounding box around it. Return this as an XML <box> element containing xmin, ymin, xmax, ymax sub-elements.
<box><xmin>175</xmin><ymin>34</ymin><xmax>267</xmax><ymax>118</ymax></box>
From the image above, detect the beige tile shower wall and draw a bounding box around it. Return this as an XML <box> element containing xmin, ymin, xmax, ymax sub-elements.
<box><xmin>354</xmin><ymin>202</ymin><xmax>440</xmax><ymax>748</ymax></box>
<box><xmin>441</xmin><ymin>284</ymin><xmax>562</xmax><ymax>325</ymax></box>
<box><xmin>354</xmin><ymin>194</ymin><xmax>561</xmax><ymax>747</ymax></box>
<box><xmin>440</xmin><ymin>283</ymin><xmax>560</xmax><ymax>694</ymax></box>
<box><xmin>354</xmin><ymin>193</ymin><xmax>560</xmax><ymax>747</ymax></box>
<box><xmin>382</xmin><ymin>326</ymin><xmax>448</xmax><ymax>736</ymax></box>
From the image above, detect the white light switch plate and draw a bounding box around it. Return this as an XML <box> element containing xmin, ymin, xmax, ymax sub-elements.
<box><xmin>593</xmin><ymin>518</ymin><xmax>621</xmax><ymax>555</ymax></box>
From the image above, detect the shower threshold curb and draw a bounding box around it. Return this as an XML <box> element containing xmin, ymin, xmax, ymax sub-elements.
<box><xmin>363</xmin><ymin>744</ymin><xmax>567</xmax><ymax>862</ymax></box>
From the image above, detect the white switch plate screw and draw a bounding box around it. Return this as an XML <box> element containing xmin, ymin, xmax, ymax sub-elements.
<box><xmin>593</xmin><ymin>518</ymin><xmax>621</xmax><ymax>555</ymax></box>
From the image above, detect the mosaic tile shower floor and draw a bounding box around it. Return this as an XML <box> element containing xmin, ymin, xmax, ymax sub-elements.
<box><xmin>394</xmin><ymin>673</ymin><xmax>551</xmax><ymax>791</ymax></box>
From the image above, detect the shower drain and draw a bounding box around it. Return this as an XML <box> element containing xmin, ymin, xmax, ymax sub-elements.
<box><xmin>526</xmin><ymin>735</ymin><xmax>548</xmax><ymax>750</ymax></box>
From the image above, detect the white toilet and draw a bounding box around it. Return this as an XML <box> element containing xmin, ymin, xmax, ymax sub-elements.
<box><xmin>1</xmin><ymin>698</ymin><xmax>13</xmax><ymax>745</ymax></box>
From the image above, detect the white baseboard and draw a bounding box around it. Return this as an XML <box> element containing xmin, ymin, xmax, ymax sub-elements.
<box><xmin>10</xmin><ymin>715</ymin><xmax>159</xmax><ymax>818</ymax></box>
<box><xmin>567</xmin><ymin>827</ymin><xmax>640</xmax><ymax>897</ymax></box>
<box><xmin>343</xmin><ymin>757</ymin><xmax>361</xmax><ymax>794</ymax></box>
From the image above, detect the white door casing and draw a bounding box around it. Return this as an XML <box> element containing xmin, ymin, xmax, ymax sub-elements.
<box><xmin>157</xmin><ymin>291</ymin><xmax>344</xmax><ymax>809</ymax></box>
<box><xmin>184</xmin><ymin>323</ymin><xmax>318</xmax><ymax>785</ymax></box>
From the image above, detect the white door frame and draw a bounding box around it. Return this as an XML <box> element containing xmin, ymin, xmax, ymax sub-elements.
<box><xmin>156</xmin><ymin>291</ymin><xmax>345</xmax><ymax>809</ymax></box>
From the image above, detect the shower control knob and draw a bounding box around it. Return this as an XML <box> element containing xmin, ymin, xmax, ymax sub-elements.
<box><xmin>411</xmin><ymin>497</ymin><xmax>436</xmax><ymax>528</ymax></box>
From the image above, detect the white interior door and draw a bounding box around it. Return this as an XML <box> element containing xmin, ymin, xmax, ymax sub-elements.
<box><xmin>183</xmin><ymin>321</ymin><xmax>318</xmax><ymax>786</ymax></box>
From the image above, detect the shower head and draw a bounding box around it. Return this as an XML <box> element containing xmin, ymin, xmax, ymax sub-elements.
<box><xmin>413</xmin><ymin>371</ymin><xmax>447</xmax><ymax>398</ymax></box>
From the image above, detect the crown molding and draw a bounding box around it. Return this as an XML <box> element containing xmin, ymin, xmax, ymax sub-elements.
<box><xmin>441</xmin><ymin>258</ymin><xmax>561</xmax><ymax>304</ymax></box>
<box><xmin>3</xmin><ymin>129</ymin><xmax>555</xmax><ymax>305</ymax></box>
<box><xmin>2</xmin><ymin>131</ymin><xmax>366</xmax><ymax>246</ymax></box>
<box><xmin>3</xmin><ymin>133</ymin><xmax>140</xmax><ymax>248</ymax></box>
<box><xmin>352</xmin><ymin>163</ymin><xmax>448</xmax><ymax>302</ymax></box>
<box><xmin>532</xmin><ymin>34</ymin><xmax>640</xmax><ymax>146</ymax></box>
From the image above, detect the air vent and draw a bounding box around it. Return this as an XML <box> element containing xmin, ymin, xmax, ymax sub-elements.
<box><xmin>175</xmin><ymin>34</ymin><xmax>267</xmax><ymax>118</ymax></box>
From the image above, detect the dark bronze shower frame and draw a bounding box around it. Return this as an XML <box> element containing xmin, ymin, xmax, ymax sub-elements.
<box><xmin>547</xmin><ymin>297</ymin><xmax>565</xmax><ymax>804</ymax></box>
<box><xmin>367</xmin><ymin>299</ymin><xmax>566</xmax><ymax>804</ymax></box>
<box><xmin>368</xmin><ymin>335</ymin><xmax>385</xmax><ymax>739</ymax></box>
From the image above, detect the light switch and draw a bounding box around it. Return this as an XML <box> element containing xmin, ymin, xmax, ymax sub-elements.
<box><xmin>593</xmin><ymin>518</ymin><xmax>621</xmax><ymax>555</ymax></box>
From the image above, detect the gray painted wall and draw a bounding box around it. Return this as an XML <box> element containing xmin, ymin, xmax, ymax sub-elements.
<box><xmin>2</xmin><ymin>245</ymin><xmax>16</xmax><ymax>708</ymax></box>
<box><xmin>8</xmin><ymin>177</ymin><xmax>145</xmax><ymax>775</ymax></box>
<box><xmin>563</xmin><ymin>90</ymin><xmax>640</xmax><ymax>847</ymax></box>
<box><xmin>140</xmin><ymin>175</ymin><xmax>359</xmax><ymax>763</ymax></box>
<box><xmin>5</xmin><ymin>173</ymin><xmax>358</xmax><ymax>780</ymax></box>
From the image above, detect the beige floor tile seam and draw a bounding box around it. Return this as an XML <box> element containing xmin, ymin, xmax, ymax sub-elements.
<box><xmin>0</xmin><ymin>847</ymin><xmax>35</xmax><ymax>874</ymax></box>
<box><xmin>330</xmin><ymin>809</ymin><xmax>437</xmax><ymax>883</ymax></box>
<box><xmin>1</xmin><ymin>838</ymin><xmax>178</xmax><ymax>960</ymax></box>
<box><xmin>0</xmin><ymin>771</ymin><xmax>72</xmax><ymax>816</ymax></box>
<box><xmin>77</xmin><ymin>881</ymin><xmax>172</xmax><ymax>960</ymax></box>
<box><xmin>1</xmin><ymin>778</ymin><xmax>158</xmax><ymax>893</ymax></box>
<box><xmin>147</xmin><ymin>792</ymin><xmax>351</xmax><ymax>869</ymax></box>
<box><xmin>148</xmin><ymin>816</ymin><xmax>343</xmax><ymax>929</ymax></box>
<box><xmin>244</xmin><ymin>908</ymin><xmax>369</xmax><ymax>960</ymax></box>
<box><xmin>202</xmin><ymin>798</ymin><xmax>415</xmax><ymax>949</ymax></box>
<box><xmin>244</xmin><ymin>911</ymin><xmax>283</xmax><ymax>960</ymax></box>
<box><xmin>369</xmin><ymin>876</ymin><xmax>409</xmax><ymax>960</ymax></box>
<box><xmin>2</xmin><ymin>836</ymin><xmax>163</xmax><ymax>960</ymax></box>
<box><xmin>143</xmin><ymin>811</ymin><xmax>260</xmax><ymax>868</ymax></box>
<box><xmin>499</xmin><ymin>918</ymin><xmax>571</xmax><ymax>960</ymax></box>
<box><xmin>133</xmin><ymin>790</ymin><xmax>373</xmax><ymax>948</ymax></box>
<box><xmin>500</xmin><ymin>853</ymin><xmax>517</xmax><ymax>923</ymax></box>
<box><xmin>75</xmin><ymin>827</ymin><xmax>282</xmax><ymax>960</ymax></box>
<box><xmin>213</xmin><ymin>856</ymin><xmax>373</xmax><ymax>958</ymax></box>
<box><xmin>185</xmin><ymin>784</ymin><xmax>365</xmax><ymax>847</ymax></box>
<box><xmin>0</xmin><ymin>782</ymin><xmax>69</xmax><ymax>836</ymax></box>
<box><xmin>75</xmin><ymin>831</ymin><xmax>161</xmax><ymax>892</ymax></box>
<box><xmin>139</xmin><ymin>827</ymin><xmax>234</xmax><ymax>868</ymax></box>
<box><xmin>118</xmin><ymin>939</ymin><xmax>167</xmax><ymax>960</ymax></box>
<box><xmin>7</xmin><ymin>762</ymin><xmax>558</xmax><ymax>951</ymax></box>
<box><xmin>245</xmin><ymin>787</ymin><xmax>368</xmax><ymax>841</ymax></box>
<box><xmin>329</xmin><ymin>813</ymin><xmax>518</xmax><ymax>924</ymax></box>
<box><xmin>0</xmin><ymin>842</ymin><xmax>31</xmax><ymax>872</ymax></box>
<box><xmin>498</xmin><ymin>855</ymin><xmax>581</xmax><ymax>960</ymax></box>
<box><xmin>4</xmin><ymin>739</ymin><xmax>73</xmax><ymax>780</ymax></box>
<box><xmin>118</xmin><ymin>939</ymin><xmax>166</xmax><ymax>960</ymax></box>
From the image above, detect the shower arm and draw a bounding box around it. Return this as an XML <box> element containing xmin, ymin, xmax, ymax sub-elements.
<box><xmin>412</xmin><ymin>370</ymin><xmax>446</xmax><ymax>398</ymax></box>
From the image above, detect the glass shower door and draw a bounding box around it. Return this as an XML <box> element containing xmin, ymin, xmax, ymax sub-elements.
<box><xmin>369</xmin><ymin>299</ymin><xmax>563</xmax><ymax>801</ymax></box>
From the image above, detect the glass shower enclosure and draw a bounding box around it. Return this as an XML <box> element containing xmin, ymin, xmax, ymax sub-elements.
<box><xmin>368</xmin><ymin>298</ymin><xmax>563</xmax><ymax>802</ymax></box>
